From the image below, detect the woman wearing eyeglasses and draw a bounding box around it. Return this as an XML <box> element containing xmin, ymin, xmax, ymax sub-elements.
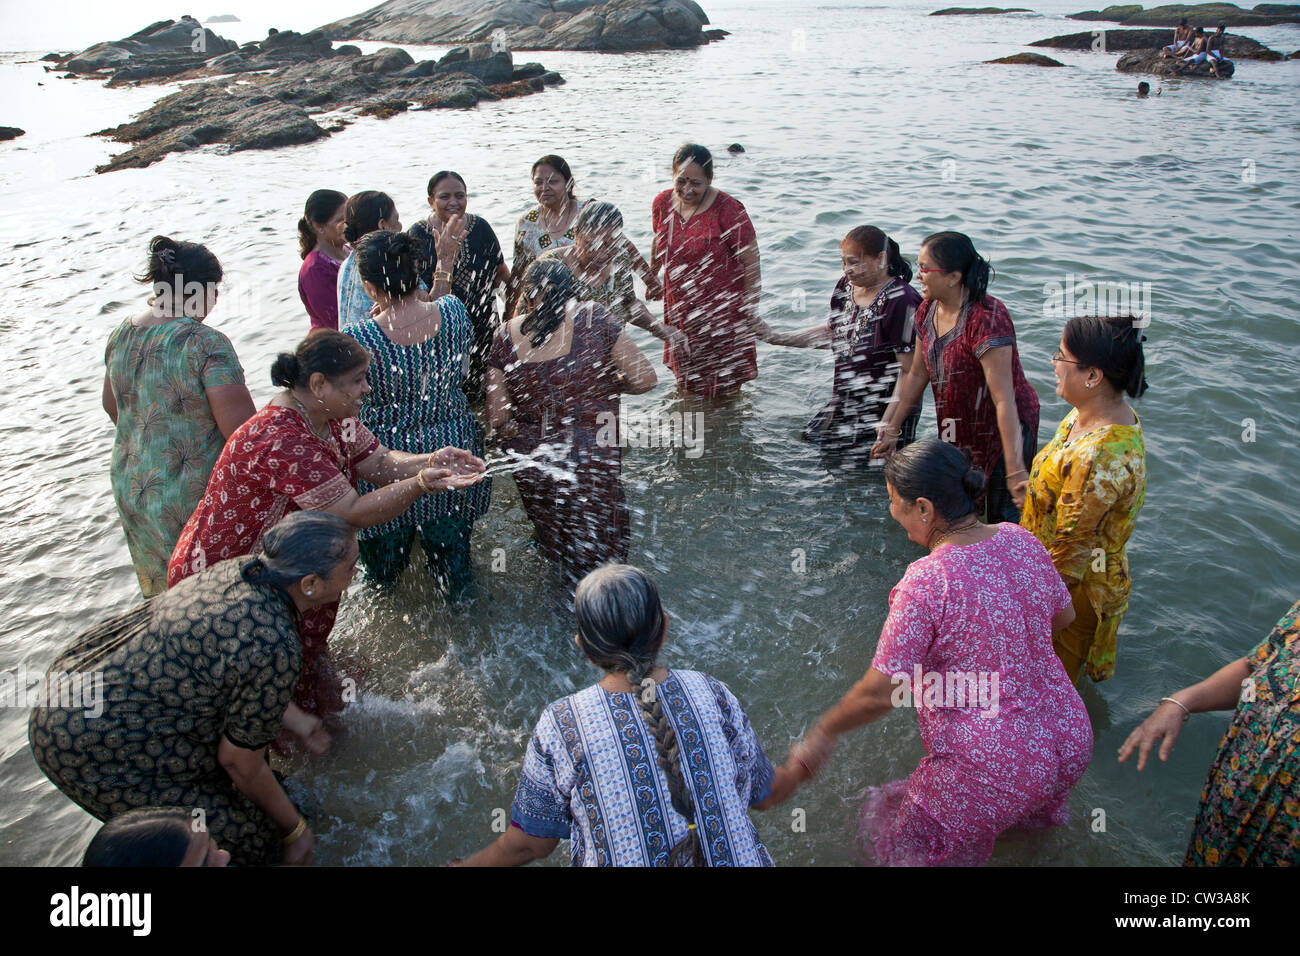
<box><xmin>1020</xmin><ymin>315</ymin><xmax>1148</xmax><ymax>683</ymax></box>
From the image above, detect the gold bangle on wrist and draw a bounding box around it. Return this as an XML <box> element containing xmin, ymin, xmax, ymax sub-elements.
<box><xmin>1160</xmin><ymin>696</ymin><xmax>1191</xmax><ymax>721</ymax></box>
<box><xmin>416</xmin><ymin>470</ymin><xmax>435</xmax><ymax>493</ymax></box>
<box><xmin>433</xmin><ymin>270</ymin><xmax>453</xmax><ymax>283</ymax></box>
<box><xmin>282</xmin><ymin>816</ymin><xmax>308</xmax><ymax>846</ymax></box>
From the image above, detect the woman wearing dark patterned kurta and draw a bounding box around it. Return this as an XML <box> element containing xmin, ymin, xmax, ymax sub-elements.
<box><xmin>486</xmin><ymin>259</ymin><xmax>656</xmax><ymax>584</ymax></box>
<box><xmin>1120</xmin><ymin>600</ymin><xmax>1300</xmax><ymax>866</ymax></box>
<box><xmin>103</xmin><ymin>236</ymin><xmax>255</xmax><ymax>597</ymax></box>
<box><xmin>29</xmin><ymin>513</ymin><xmax>357</xmax><ymax>866</ymax></box>
<box><xmin>344</xmin><ymin>230</ymin><xmax>491</xmax><ymax>599</ymax></box>
<box><xmin>407</xmin><ymin>171</ymin><xmax>509</xmax><ymax>404</ymax></box>
<box><xmin>873</xmin><ymin>232</ymin><xmax>1039</xmax><ymax>522</ymax></box>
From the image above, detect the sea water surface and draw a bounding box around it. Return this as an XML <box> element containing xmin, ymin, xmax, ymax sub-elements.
<box><xmin>0</xmin><ymin>0</ymin><xmax>1297</xmax><ymax>866</ymax></box>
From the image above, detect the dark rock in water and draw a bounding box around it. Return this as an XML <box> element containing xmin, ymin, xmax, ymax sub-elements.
<box><xmin>0</xmin><ymin>127</ymin><xmax>26</xmax><ymax>141</ymax></box>
<box><xmin>40</xmin><ymin>52</ymin><xmax>67</xmax><ymax>62</ymax></box>
<box><xmin>88</xmin><ymin>36</ymin><xmax>559</xmax><ymax>173</ymax></box>
<box><xmin>539</xmin><ymin>70</ymin><xmax>566</xmax><ymax>84</ymax></box>
<box><xmin>703</xmin><ymin>27</ymin><xmax>729</xmax><ymax>39</ymax></box>
<box><xmin>336</xmin><ymin>44</ymin><xmax>362</xmax><ymax>56</ymax></box>
<box><xmin>1067</xmin><ymin>3</ymin><xmax>1300</xmax><ymax>26</ymax></box>
<box><xmin>58</xmin><ymin>17</ymin><xmax>239</xmax><ymax>73</ymax></box>
<box><xmin>1116</xmin><ymin>48</ymin><xmax>1236</xmax><ymax>74</ymax></box>
<box><xmin>931</xmin><ymin>6</ymin><xmax>1032</xmax><ymax>14</ymax></box>
<box><xmin>313</xmin><ymin>0</ymin><xmax>723</xmax><ymax>52</ymax></box>
<box><xmin>726</xmin><ymin>143</ymin><xmax>744</xmax><ymax>153</ymax></box>
<box><xmin>512</xmin><ymin>62</ymin><xmax>548</xmax><ymax>78</ymax></box>
<box><xmin>1290</xmin><ymin>48</ymin><xmax>1300</xmax><ymax>57</ymax></box>
<box><xmin>986</xmin><ymin>52</ymin><xmax>1067</xmax><ymax>65</ymax></box>
<box><xmin>1030</xmin><ymin>29</ymin><xmax>1280</xmax><ymax>58</ymax></box>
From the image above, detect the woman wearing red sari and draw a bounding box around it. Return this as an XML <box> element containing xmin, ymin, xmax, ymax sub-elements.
<box><xmin>169</xmin><ymin>330</ymin><xmax>485</xmax><ymax>745</ymax></box>
<box><xmin>650</xmin><ymin>143</ymin><xmax>780</xmax><ymax>397</ymax></box>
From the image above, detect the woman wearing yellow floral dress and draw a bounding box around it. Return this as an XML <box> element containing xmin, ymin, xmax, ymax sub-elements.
<box><xmin>1021</xmin><ymin>315</ymin><xmax>1148</xmax><ymax>683</ymax></box>
<box><xmin>1119</xmin><ymin>600</ymin><xmax>1300</xmax><ymax>866</ymax></box>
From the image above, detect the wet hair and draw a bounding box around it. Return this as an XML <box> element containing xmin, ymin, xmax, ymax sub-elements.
<box><xmin>1062</xmin><ymin>314</ymin><xmax>1149</xmax><ymax>398</ymax></box>
<box><xmin>1137</xmin><ymin>82</ymin><xmax>1151</xmax><ymax>95</ymax></box>
<box><xmin>241</xmin><ymin>511</ymin><xmax>355</xmax><ymax>592</ymax></box>
<box><xmin>921</xmin><ymin>231</ymin><xmax>993</xmax><ymax>305</ymax></box>
<box><xmin>671</xmin><ymin>143</ymin><xmax>714</xmax><ymax>181</ymax></box>
<box><xmin>531</xmin><ymin>155</ymin><xmax>574</xmax><ymax>196</ymax></box>
<box><xmin>575</xmin><ymin>200</ymin><xmax>624</xmax><ymax>237</ymax></box>
<box><xmin>884</xmin><ymin>438</ymin><xmax>986</xmax><ymax>522</ymax></box>
<box><xmin>1216</xmin><ymin>22</ymin><xmax>1225</xmax><ymax>31</ymax></box>
<box><xmin>574</xmin><ymin>564</ymin><xmax>704</xmax><ymax>867</ymax></box>
<box><xmin>134</xmin><ymin>235</ymin><xmax>223</xmax><ymax>289</ymax></box>
<box><xmin>1195</xmin><ymin>26</ymin><xmax>1205</xmax><ymax>34</ymax></box>
<box><xmin>270</xmin><ymin>328</ymin><xmax>370</xmax><ymax>390</ymax></box>
<box><xmin>426</xmin><ymin>170</ymin><xmax>466</xmax><ymax>197</ymax></box>
<box><xmin>519</xmin><ymin>258</ymin><xmax>577</xmax><ymax>348</ymax></box>
<box><xmin>843</xmin><ymin>225</ymin><xmax>912</xmax><ymax>283</ymax></box>
<box><xmin>297</xmin><ymin>189</ymin><xmax>347</xmax><ymax>260</ymax></box>
<box><xmin>355</xmin><ymin>230</ymin><xmax>420</xmax><ymax>299</ymax></box>
<box><xmin>82</xmin><ymin>808</ymin><xmax>194</xmax><ymax>867</ymax></box>
<box><xmin>342</xmin><ymin>190</ymin><xmax>396</xmax><ymax>245</ymax></box>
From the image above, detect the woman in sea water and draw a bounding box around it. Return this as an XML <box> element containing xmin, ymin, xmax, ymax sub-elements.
<box><xmin>486</xmin><ymin>259</ymin><xmax>655</xmax><ymax>584</ymax></box>
<box><xmin>778</xmin><ymin>439</ymin><xmax>1092</xmax><ymax>865</ymax></box>
<box><xmin>169</xmin><ymin>330</ymin><xmax>484</xmax><ymax>733</ymax></box>
<box><xmin>872</xmin><ymin>231</ymin><xmax>1039</xmax><ymax>521</ymax></box>
<box><xmin>343</xmin><ymin>229</ymin><xmax>492</xmax><ymax>599</ymax></box>
<box><xmin>297</xmin><ymin>188</ymin><xmax>348</xmax><ymax>331</ymax></box>
<box><xmin>537</xmin><ymin>200</ymin><xmax>689</xmax><ymax>359</ymax></box>
<box><xmin>1120</xmin><ymin>599</ymin><xmax>1300</xmax><ymax>866</ymax></box>
<box><xmin>455</xmin><ymin>564</ymin><xmax>798</xmax><ymax>866</ymax></box>
<box><xmin>103</xmin><ymin>235</ymin><xmax>255</xmax><ymax>597</ymax></box>
<box><xmin>765</xmin><ymin>225</ymin><xmax>923</xmax><ymax>469</ymax></box>
<box><xmin>1021</xmin><ymin>315</ymin><xmax>1148</xmax><ymax>683</ymax></box>
<box><xmin>337</xmin><ymin>190</ymin><xmax>408</xmax><ymax>331</ymax></box>
<box><xmin>31</xmin><ymin>512</ymin><xmax>359</xmax><ymax>867</ymax></box>
<box><xmin>506</xmin><ymin>154</ymin><xmax>660</xmax><ymax>320</ymax></box>
<box><xmin>407</xmin><ymin>170</ymin><xmax>510</xmax><ymax>404</ymax></box>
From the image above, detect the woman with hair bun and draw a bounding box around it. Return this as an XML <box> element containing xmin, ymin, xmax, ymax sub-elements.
<box><xmin>297</xmin><ymin>189</ymin><xmax>348</xmax><ymax>330</ymax></box>
<box><xmin>32</xmin><ymin>511</ymin><xmax>360</xmax><ymax>867</ymax></box>
<box><xmin>872</xmin><ymin>232</ymin><xmax>1039</xmax><ymax>521</ymax></box>
<box><xmin>486</xmin><ymin>259</ymin><xmax>657</xmax><ymax>583</ymax></box>
<box><xmin>767</xmin><ymin>225</ymin><xmax>923</xmax><ymax>468</ymax></box>
<box><xmin>169</xmin><ymin>330</ymin><xmax>485</xmax><ymax>729</ymax></box>
<box><xmin>103</xmin><ymin>235</ymin><xmax>255</xmax><ymax>597</ymax></box>
<box><xmin>774</xmin><ymin>439</ymin><xmax>1092</xmax><ymax>866</ymax></box>
<box><xmin>456</xmin><ymin>564</ymin><xmax>793</xmax><ymax>866</ymax></box>
<box><xmin>343</xmin><ymin>230</ymin><xmax>491</xmax><ymax>599</ymax></box>
<box><xmin>1021</xmin><ymin>315</ymin><xmax>1148</xmax><ymax>683</ymax></box>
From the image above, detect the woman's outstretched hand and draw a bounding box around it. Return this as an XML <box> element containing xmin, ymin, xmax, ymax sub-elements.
<box><xmin>1117</xmin><ymin>701</ymin><xmax>1187</xmax><ymax>771</ymax></box>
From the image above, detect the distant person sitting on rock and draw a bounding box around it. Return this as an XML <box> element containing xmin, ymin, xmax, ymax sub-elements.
<box><xmin>1136</xmin><ymin>81</ymin><xmax>1150</xmax><ymax>97</ymax></box>
<box><xmin>1202</xmin><ymin>24</ymin><xmax>1230</xmax><ymax>76</ymax></box>
<box><xmin>1161</xmin><ymin>18</ymin><xmax>1193</xmax><ymax>57</ymax></box>
<box><xmin>1173</xmin><ymin>27</ymin><xmax>1208</xmax><ymax>70</ymax></box>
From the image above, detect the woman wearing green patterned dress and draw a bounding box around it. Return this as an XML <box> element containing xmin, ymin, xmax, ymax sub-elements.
<box><xmin>1119</xmin><ymin>599</ymin><xmax>1300</xmax><ymax>866</ymax></box>
<box><xmin>344</xmin><ymin>229</ymin><xmax>491</xmax><ymax>598</ymax></box>
<box><xmin>29</xmin><ymin>512</ymin><xmax>358</xmax><ymax>867</ymax></box>
<box><xmin>102</xmin><ymin>236</ymin><xmax>255</xmax><ymax>597</ymax></box>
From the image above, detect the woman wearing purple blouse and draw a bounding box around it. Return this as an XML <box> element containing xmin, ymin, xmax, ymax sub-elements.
<box><xmin>767</xmin><ymin>226</ymin><xmax>922</xmax><ymax>469</ymax></box>
<box><xmin>297</xmin><ymin>189</ymin><xmax>348</xmax><ymax>330</ymax></box>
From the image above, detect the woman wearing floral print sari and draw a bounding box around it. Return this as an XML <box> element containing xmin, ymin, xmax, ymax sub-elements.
<box><xmin>1020</xmin><ymin>315</ymin><xmax>1148</xmax><ymax>683</ymax></box>
<box><xmin>1120</xmin><ymin>600</ymin><xmax>1300</xmax><ymax>866</ymax></box>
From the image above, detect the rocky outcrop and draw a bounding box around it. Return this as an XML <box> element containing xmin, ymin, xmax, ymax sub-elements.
<box><xmin>0</xmin><ymin>127</ymin><xmax>25</xmax><ymax>141</ymax></box>
<box><xmin>1029</xmin><ymin>28</ymin><xmax>1282</xmax><ymax>57</ymax></box>
<box><xmin>1116</xmin><ymin>47</ymin><xmax>1237</xmax><ymax>72</ymax></box>
<box><xmin>932</xmin><ymin>7</ymin><xmax>1032</xmax><ymax>14</ymax></box>
<box><xmin>1067</xmin><ymin>3</ymin><xmax>1300</xmax><ymax>26</ymax></box>
<box><xmin>59</xmin><ymin>17</ymin><xmax>239</xmax><ymax>73</ymax></box>
<box><xmin>87</xmin><ymin>38</ymin><xmax>561</xmax><ymax>174</ymax></box>
<box><xmin>985</xmin><ymin>52</ymin><xmax>1067</xmax><ymax>64</ymax></box>
<box><xmin>314</xmin><ymin>0</ymin><xmax>720</xmax><ymax>51</ymax></box>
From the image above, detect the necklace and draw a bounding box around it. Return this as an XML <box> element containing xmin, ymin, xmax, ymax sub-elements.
<box><xmin>929</xmin><ymin>517</ymin><xmax>981</xmax><ymax>551</ymax></box>
<box><xmin>289</xmin><ymin>392</ymin><xmax>332</xmax><ymax>442</ymax></box>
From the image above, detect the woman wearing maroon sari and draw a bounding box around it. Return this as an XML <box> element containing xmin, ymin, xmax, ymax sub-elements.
<box><xmin>650</xmin><ymin>143</ymin><xmax>781</xmax><ymax>398</ymax></box>
<box><xmin>871</xmin><ymin>232</ymin><xmax>1039</xmax><ymax>521</ymax></box>
<box><xmin>486</xmin><ymin>259</ymin><xmax>656</xmax><ymax>584</ymax></box>
<box><xmin>169</xmin><ymin>330</ymin><xmax>484</xmax><ymax>744</ymax></box>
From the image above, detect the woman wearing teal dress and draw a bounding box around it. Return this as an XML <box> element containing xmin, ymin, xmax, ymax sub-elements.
<box><xmin>102</xmin><ymin>236</ymin><xmax>255</xmax><ymax>596</ymax></box>
<box><xmin>344</xmin><ymin>229</ymin><xmax>490</xmax><ymax>598</ymax></box>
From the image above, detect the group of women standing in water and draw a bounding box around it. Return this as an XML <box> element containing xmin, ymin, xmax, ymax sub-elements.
<box><xmin>30</xmin><ymin>141</ymin><xmax>1298</xmax><ymax>869</ymax></box>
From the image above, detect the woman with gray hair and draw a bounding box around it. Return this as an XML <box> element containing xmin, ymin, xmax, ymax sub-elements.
<box><xmin>456</xmin><ymin>564</ymin><xmax>797</xmax><ymax>866</ymax></box>
<box><xmin>29</xmin><ymin>511</ymin><xmax>358</xmax><ymax>867</ymax></box>
<box><xmin>537</xmin><ymin>201</ymin><xmax>689</xmax><ymax>364</ymax></box>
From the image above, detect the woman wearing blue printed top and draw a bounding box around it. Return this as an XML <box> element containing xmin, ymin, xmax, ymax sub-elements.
<box><xmin>456</xmin><ymin>564</ymin><xmax>799</xmax><ymax>866</ymax></box>
<box><xmin>343</xmin><ymin>229</ymin><xmax>490</xmax><ymax>599</ymax></box>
